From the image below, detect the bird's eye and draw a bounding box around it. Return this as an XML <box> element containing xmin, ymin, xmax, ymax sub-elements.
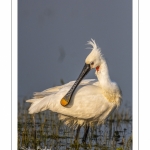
<box><xmin>90</xmin><ymin>62</ymin><xmax>94</xmax><ymax>65</ymax></box>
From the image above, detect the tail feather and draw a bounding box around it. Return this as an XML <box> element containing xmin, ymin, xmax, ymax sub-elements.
<box><xmin>26</xmin><ymin>97</ymin><xmax>52</xmax><ymax>114</ymax></box>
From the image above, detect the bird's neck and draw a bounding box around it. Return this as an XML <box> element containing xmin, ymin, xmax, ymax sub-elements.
<box><xmin>96</xmin><ymin>59</ymin><xmax>121</xmax><ymax>105</ymax></box>
<box><xmin>96</xmin><ymin>59</ymin><xmax>112</xmax><ymax>88</ymax></box>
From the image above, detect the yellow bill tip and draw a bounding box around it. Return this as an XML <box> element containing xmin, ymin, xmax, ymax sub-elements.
<box><xmin>60</xmin><ymin>98</ymin><xmax>69</xmax><ymax>106</ymax></box>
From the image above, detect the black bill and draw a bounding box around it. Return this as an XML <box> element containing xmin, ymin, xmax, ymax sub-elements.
<box><xmin>60</xmin><ymin>63</ymin><xmax>91</xmax><ymax>106</ymax></box>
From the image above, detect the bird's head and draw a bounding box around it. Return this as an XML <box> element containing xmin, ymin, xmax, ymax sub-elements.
<box><xmin>85</xmin><ymin>39</ymin><xmax>103</xmax><ymax>72</ymax></box>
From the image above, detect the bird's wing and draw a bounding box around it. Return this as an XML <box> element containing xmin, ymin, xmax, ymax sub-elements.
<box><xmin>33</xmin><ymin>85</ymin><xmax>63</xmax><ymax>98</ymax></box>
<box><xmin>33</xmin><ymin>79</ymin><xmax>97</xmax><ymax>98</ymax></box>
<box><xmin>27</xmin><ymin>79</ymin><xmax>98</xmax><ymax>114</ymax></box>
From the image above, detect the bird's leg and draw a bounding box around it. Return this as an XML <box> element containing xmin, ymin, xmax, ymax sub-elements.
<box><xmin>74</xmin><ymin>125</ymin><xmax>81</xmax><ymax>143</ymax></box>
<box><xmin>82</xmin><ymin>125</ymin><xmax>89</xmax><ymax>144</ymax></box>
<box><xmin>32</xmin><ymin>114</ymin><xmax>36</xmax><ymax>150</ymax></box>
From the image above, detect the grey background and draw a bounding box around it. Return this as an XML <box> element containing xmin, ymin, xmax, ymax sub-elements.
<box><xmin>18</xmin><ymin>0</ymin><xmax>132</xmax><ymax>109</ymax></box>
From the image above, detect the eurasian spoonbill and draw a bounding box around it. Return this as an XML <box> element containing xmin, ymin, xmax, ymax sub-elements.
<box><xmin>26</xmin><ymin>39</ymin><xmax>122</xmax><ymax>143</ymax></box>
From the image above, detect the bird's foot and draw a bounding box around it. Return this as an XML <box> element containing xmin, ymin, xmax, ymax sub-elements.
<box><xmin>71</xmin><ymin>140</ymin><xmax>80</xmax><ymax>149</ymax></box>
<box><xmin>82</xmin><ymin>139</ymin><xmax>86</xmax><ymax>144</ymax></box>
<box><xmin>73</xmin><ymin>139</ymin><xmax>78</xmax><ymax>144</ymax></box>
<box><xmin>82</xmin><ymin>139</ymin><xmax>88</xmax><ymax>146</ymax></box>
<box><xmin>81</xmin><ymin>140</ymin><xmax>89</xmax><ymax>149</ymax></box>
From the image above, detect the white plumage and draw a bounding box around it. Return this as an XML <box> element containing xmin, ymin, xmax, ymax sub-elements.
<box><xmin>26</xmin><ymin>39</ymin><xmax>122</xmax><ymax>130</ymax></box>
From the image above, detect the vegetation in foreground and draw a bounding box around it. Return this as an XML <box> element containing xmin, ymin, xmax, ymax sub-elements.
<box><xmin>18</xmin><ymin>99</ymin><xmax>132</xmax><ymax>150</ymax></box>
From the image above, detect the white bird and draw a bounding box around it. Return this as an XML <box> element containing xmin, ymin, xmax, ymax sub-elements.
<box><xmin>26</xmin><ymin>39</ymin><xmax>122</xmax><ymax>143</ymax></box>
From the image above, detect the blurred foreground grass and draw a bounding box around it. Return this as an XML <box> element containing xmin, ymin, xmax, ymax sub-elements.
<box><xmin>18</xmin><ymin>98</ymin><xmax>132</xmax><ymax>150</ymax></box>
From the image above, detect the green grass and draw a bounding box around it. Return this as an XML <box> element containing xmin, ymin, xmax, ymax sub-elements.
<box><xmin>18</xmin><ymin>100</ymin><xmax>132</xmax><ymax>150</ymax></box>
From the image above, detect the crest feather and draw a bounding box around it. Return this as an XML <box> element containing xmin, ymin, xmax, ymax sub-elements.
<box><xmin>87</xmin><ymin>39</ymin><xmax>102</xmax><ymax>57</ymax></box>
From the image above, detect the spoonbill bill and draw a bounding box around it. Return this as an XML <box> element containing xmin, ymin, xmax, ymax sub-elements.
<box><xmin>26</xmin><ymin>39</ymin><xmax>122</xmax><ymax>143</ymax></box>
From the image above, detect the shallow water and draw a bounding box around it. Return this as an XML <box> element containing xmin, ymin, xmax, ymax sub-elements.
<box><xmin>18</xmin><ymin>102</ymin><xmax>132</xmax><ymax>150</ymax></box>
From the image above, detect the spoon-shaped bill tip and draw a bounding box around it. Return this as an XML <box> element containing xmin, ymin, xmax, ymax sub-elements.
<box><xmin>60</xmin><ymin>98</ymin><xmax>69</xmax><ymax>106</ymax></box>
